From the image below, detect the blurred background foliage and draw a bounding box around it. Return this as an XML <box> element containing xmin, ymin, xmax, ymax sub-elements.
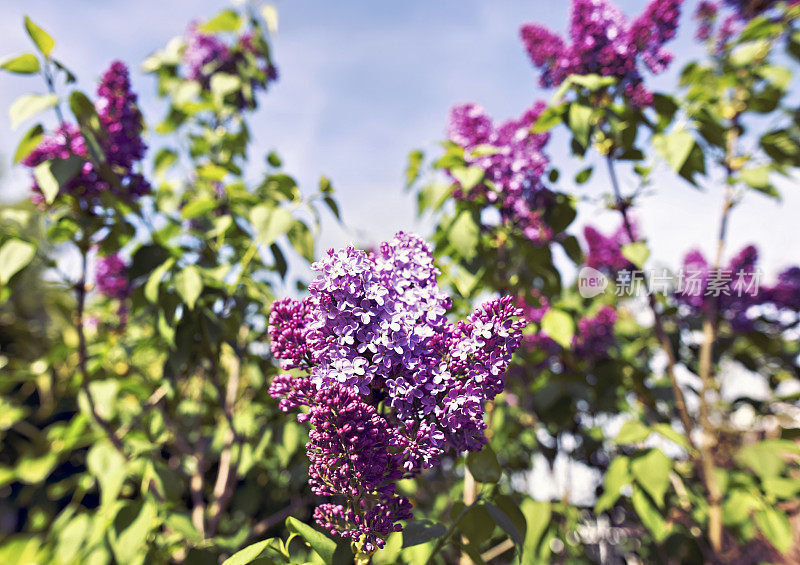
<box><xmin>0</xmin><ymin>1</ymin><xmax>799</xmax><ymax>564</ymax></box>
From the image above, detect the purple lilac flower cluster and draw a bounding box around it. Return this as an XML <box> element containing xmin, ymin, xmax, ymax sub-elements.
<box><xmin>94</xmin><ymin>253</ymin><xmax>130</xmax><ymax>299</ymax></box>
<box><xmin>182</xmin><ymin>23</ymin><xmax>278</xmax><ymax>108</ymax></box>
<box><xmin>519</xmin><ymin>290</ymin><xmax>618</xmax><ymax>367</ymax></box>
<box><xmin>24</xmin><ymin>61</ymin><xmax>150</xmax><ymax>206</ymax></box>
<box><xmin>268</xmin><ymin>232</ymin><xmax>524</xmax><ymax>551</ymax></box>
<box><xmin>695</xmin><ymin>0</ymin><xmax>798</xmax><ymax>50</ymax></box>
<box><xmin>583</xmin><ymin>221</ymin><xmax>636</xmax><ymax>274</ymax></box>
<box><xmin>520</xmin><ymin>0</ymin><xmax>683</xmax><ymax>107</ymax></box>
<box><xmin>675</xmin><ymin>245</ymin><xmax>800</xmax><ymax>332</ymax></box>
<box><xmin>445</xmin><ymin>102</ymin><xmax>555</xmax><ymax>243</ymax></box>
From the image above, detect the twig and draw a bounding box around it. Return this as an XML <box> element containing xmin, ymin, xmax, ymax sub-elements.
<box><xmin>605</xmin><ymin>156</ymin><xmax>697</xmax><ymax>448</ymax></box>
<box><xmin>480</xmin><ymin>538</ymin><xmax>514</xmax><ymax>562</ymax></box>
<box><xmin>75</xmin><ymin>245</ymin><xmax>126</xmax><ymax>456</ymax></box>
<box><xmin>206</xmin><ymin>344</ymin><xmax>243</xmax><ymax>537</ymax></box>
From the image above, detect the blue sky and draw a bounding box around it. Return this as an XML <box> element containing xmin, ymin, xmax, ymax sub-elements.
<box><xmin>1</xmin><ymin>0</ymin><xmax>798</xmax><ymax>279</ymax></box>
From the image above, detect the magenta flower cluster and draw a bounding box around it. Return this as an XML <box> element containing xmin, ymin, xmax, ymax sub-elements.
<box><xmin>583</xmin><ymin>221</ymin><xmax>636</xmax><ymax>274</ymax></box>
<box><xmin>94</xmin><ymin>253</ymin><xmax>130</xmax><ymax>300</ymax></box>
<box><xmin>446</xmin><ymin>102</ymin><xmax>554</xmax><ymax>243</ymax></box>
<box><xmin>182</xmin><ymin>23</ymin><xmax>278</xmax><ymax>108</ymax></box>
<box><xmin>268</xmin><ymin>232</ymin><xmax>524</xmax><ymax>551</ymax></box>
<box><xmin>675</xmin><ymin>245</ymin><xmax>800</xmax><ymax>332</ymax></box>
<box><xmin>520</xmin><ymin>0</ymin><xmax>683</xmax><ymax>106</ymax></box>
<box><xmin>24</xmin><ymin>61</ymin><xmax>150</xmax><ymax>206</ymax></box>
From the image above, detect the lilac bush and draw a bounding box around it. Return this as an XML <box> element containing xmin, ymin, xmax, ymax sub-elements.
<box><xmin>268</xmin><ymin>231</ymin><xmax>524</xmax><ymax>552</ymax></box>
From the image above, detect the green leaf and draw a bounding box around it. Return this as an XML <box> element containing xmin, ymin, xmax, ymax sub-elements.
<box><xmin>319</xmin><ymin>175</ymin><xmax>333</xmax><ymax>193</ymax></box>
<box><xmin>16</xmin><ymin>452</ymin><xmax>57</xmax><ymax>484</ymax></box>
<box><xmin>200</xmin><ymin>9</ymin><xmax>242</xmax><ymax>33</ymax></box>
<box><xmin>9</xmin><ymin>93</ymin><xmax>58</xmax><ymax>129</ymax></box>
<box><xmin>755</xmin><ymin>507</ymin><xmax>792</xmax><ymax>554</ymax></box>
<box><xmin>723</xmin><ymin>489</ymin><xmax>761</xmax><ymax>525</ymax></box>
<box><xmin>222</xmin><ymin>538</ymin><xmax>280</xmax><ymax>565</ymax></box>
<box><xmin>181</xmin><ymin>197</ymin><xmax>217</xmax><ymax>219</ymax></box>
<box><xmin>14</xmin><ymin>123</ymin><xmax>44</xmax><ymax>163</ymax></box>
<box><xmin>68</xmin><ymin>91</ymin><xmax>100</xmax><ymax>129</ymax></box>
<box><xmin>532</xmin><ymin>104</ymin><xmax>564</xmax><ymax>133</ymax></box>
<box><xmin>540</xmin><ymin>308</ymin><xmax>574</xmax><ymax>348</ymax></box>
<box><xmin>456</xmin><ymin>503</ymin><xmax>494</xmax><ymax>547</ymax></box>
<box><xmin>631</xmin><ymin>486</ymin><xmax>670</xmax><ymax>542</ymax></box>
<box><xmin>763</xmin><ymin>477</ymin><xmax>800</xmax><ymax>499</ymax></box>
<box><xmin>651</xmin><ymin>423</ymin><xmax>689</xmax><ymax>450</ymax></box>
<box><xmin>569</xmin><ymin>73</ymin><xmax>616</xmax><ymax>91</ymax></box>
<box><xmin>631</xmin><ymin>449</ymin><xmax>671</xmax><ymax>507</ymax></box>
<box><xmin>485</xmin><ymin>502</ymin><xmax>524</xmax><ymax>548</ymax></box>
<box><xmin>197</xmin><ymin>163</ymin><xmax>228</xmax><ymax>181</ymax></box>
<box><xmin>730</xmin><ymin>39</ymin><xmax>768</xmax><ymax>66</ymax></box>
<box><xmin>266</xmin><ymin>151</ymin><xmax>282</xmax><ymax>168</ymax></box>
<box><xmin>451</xmin><ymin>166</ymin><xmax>484</xmax><ymax>192</ymax></box>
<box><xmin>286</xmin><ymin>516</ymin><xmax>350</xmax><ymax>565</ymax></box>
<box><xmin>520</xmin><ymin>499</ymin><xmax>551</xmax><ymax>562</ymax></box>
<box><xmin>405</xmin><ymin>149</ymin><xmax>424</xmax><ymax>188</ymax></box>
<box><xmin>621</xmin><ymin>241</ymin><xmax>649</xmax><ymax>268</ymax></box>
<box><xmin>402</xmin><ymin>520</ymin><xmax>447</xmax><ymax>548</ymax></box>
<box><xmin>144</xmin><ymin>258</ymin><xmax>175</xmax><ymax>303</ymax></box>
<box><xmin>288</xmin><ymin>221</ymin><xmax>314</xmax><ymax>262</ymax></box>
<box><xmin>653</xmin><ymin>129</ymin><xmax>694</xmax><ymax>174</ymax></box>
<box><xmin>24</xmin><ymin>16</ymin><xmax>55</xmax><ymax>57</ymax></box>
<box><xmin>0</xmin><ymin>239</ymin><xmax>36</xmax><ymax>285</ymax></box>
<box><xmin>736</xmin><ymin>440</ymin><xmax>799</xmax><ymax>479</ymax></box>
<box><xmin>0</xmin><ymin>399</ymin><xmax>27</xmax><ymax>430</ymax></box>
<box><xmin>595</xmin><ymin>456</ymin><xmax>630</xmax><ymax>513</ymax></box>
<box><xmin>0</xmin><ymin>53</ymin><xmax>39</xmax><ymax>74</ymax></box>
<box><xmin>111</xmin><ymin>501</ymin><xmax>157</xmax><ymax>564</ymax></box>
<box><xmin>210</xmin><ymin>73</ymin><xmax>241</xmax><ymax>105</ymax></box>
<box><xmin>175</xmin><ymin>266</ymin><xmax>202</xmax><ymax>310</ymax></box>
<box><xmin>574</xmin><ymin>166</ymin><xmax>593</xmax><ymax>184</ymax></box>
<box><xmin>87</xmin><ymin>441</ymin><xmax>126</xmax><ymax>506</ymax></box>
<box><xmin>741</xmin><ymin>165</ymin><xmax>779</xmax><ymax>199</ymax></box>
<box><xmin>417</xmin><ymin>182</ymin><xmax>452</xmax><ymax>213</ymax></box>
<box><xmin>614</xmin><ymin>420</ymin><xmax>651</xmax><ymax>444</ymax></box>
<box><xmin>262</xmin><ymin>4</ymin><xmax>279</xmax><ymax>34</ymax></box>
<box><xmin>467</xmin><ymin>445</ymin><xmax>502</xmax><ymax>483</ymax></box>
<box><xmin>568</xmin><ymin>103</ymin><xmax>592</xmax><ymax>147</ymax></box>
<box><xmin>449</xmin><ymin>210</ymin><xmax>479</xmax><ymax>260</ymax></box>
<box><xmin>323</xmin><ymin>196</ymin><xmax>341</xmax><ymax>222</ymax></box>
<box><xmin>250</xmin><ymin>204</ymin><xmax>294</xmax><ymax>246</ymax></box>
<box><xmin>33</xmin><ymin>156</ymin><xmax>83</xmax><ymax>204</ymax></box>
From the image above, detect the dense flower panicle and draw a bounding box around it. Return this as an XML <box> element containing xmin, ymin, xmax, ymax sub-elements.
<box><xmin>520</xmin><ymin>0</ymin><xmax>684</xmax><ymax>106</ymax></box>
<box><xmin>96</xmin><ymin>61</ymin><xmax>147</xmax><ymax>168</ymax></box>
<box><xmin>446</xmin><ymin>102</ymin><xmax>554</xmax><ymax>242</ymax></box>
<box><xmin>573</xmin><ymin>306</ymin><xmax>618</xmax><ymax>359</ymax></box>
<box><xmin>268</xmin><ymin>297</ymin><xmax>316</xmax><ymax>370</ymax></box>
<box><xmin>95</xmin><ymin>254</ymin><xmax>130</xmax><ymax>299</ymax></box>
<box><xmin>583</xmin><ymin>222</ymin><xmax>636</xmax><ymax>273</ymax></box>
<box><xmin>23</xmin><ymin>61</ymin><xmax>149</xmax><ymax>206</ymax></box>
<box><xmin>268</xmin><ymin>232</ymin><xmax>524</xmax><ymax>548</ymax></box>
<box><xmin>766</xmin><ymin>267</ymin><xmax>800</xmax><ymax>310</ymax></box>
